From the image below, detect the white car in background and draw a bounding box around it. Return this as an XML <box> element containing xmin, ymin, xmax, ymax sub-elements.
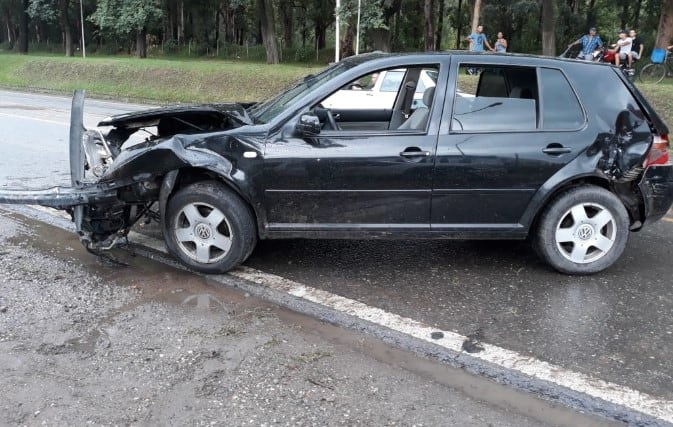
<box><xmin>322</xmin><ymin>69</ymin><xmax>438</xmax><ymax>110</ymax></box>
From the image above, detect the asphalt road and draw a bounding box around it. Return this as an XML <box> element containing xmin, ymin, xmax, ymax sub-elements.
<box><xmin>1</xmin><ymin>89</ymin><xmax>671</xmax><ymax>425</ymax></box>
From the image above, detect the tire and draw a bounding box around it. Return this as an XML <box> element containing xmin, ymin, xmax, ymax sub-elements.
<box><xmin>639</xmin><ymin>63</ymin><xmax>666</xmax><ymax>84</ymax></box>
<box><xmin>164</xmin><ymin>181</ymin><xmax>257</xmax><ymax>274</ymax></box>
<box><xmin>533</xmin><ymin>186</ymin><xmax>629</xmax><ymax>275</ymax></box>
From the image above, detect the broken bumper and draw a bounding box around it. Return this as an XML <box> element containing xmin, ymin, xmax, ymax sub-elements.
<box><xmin>639</xmin><ymin>165</ymin><xmax>673</xmax><ymax>225</ymax></box>
<box><xmin>0</xmin><ymin>186</ymin><xmax>118</xmax><ymax>209</ymax></box>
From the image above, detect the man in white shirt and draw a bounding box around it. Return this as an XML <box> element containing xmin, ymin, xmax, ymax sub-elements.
<box><xmin>613</xmin><ymin>29</ymin><xmax>632</xmax><ymax>68</ymax></box>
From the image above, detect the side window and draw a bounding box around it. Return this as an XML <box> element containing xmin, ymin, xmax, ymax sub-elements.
<box><xmin>316</xmin><ymin>65</ymin><xmax>439</xmax><ymax>132</ymax></box>
<box><xmin>452</xmin><ymin>65</ymin><xmax>538</xmax><ymax>132</ymax></box>
<box><xmin>380</xmin><ymin>70</ymin><xmax>405</xmax><ymax>92</ymax></box>
<box><xmin>539</xmin><ymin>68</ymin><xmax>584</xmax><ymax>129</ymax></box>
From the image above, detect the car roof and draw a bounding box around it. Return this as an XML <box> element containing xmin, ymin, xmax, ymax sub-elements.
<box><xmin>338</xmin><ymin>50</ymin><xmax>609</xmax><ymax>68</ymax></box>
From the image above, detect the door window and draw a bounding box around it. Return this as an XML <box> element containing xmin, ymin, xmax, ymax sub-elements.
<box><xmin>452</xmin><ymin>65</ymin><xmax>538</xmax><ymax>132</ymax></box>
<box><xmin>317</xmin><ymin>65</ymin><xmax>440</xmax><ymax>132</ymax></box>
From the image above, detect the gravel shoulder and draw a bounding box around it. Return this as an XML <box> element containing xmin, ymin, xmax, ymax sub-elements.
<box><xmin>0</xmin><ymin>209</ymin><xmax>585</xmax><ymax>426</ymax></box>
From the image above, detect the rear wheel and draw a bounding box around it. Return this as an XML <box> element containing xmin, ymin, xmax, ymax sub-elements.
<box><xmin>639</xmin><ymin>63</ymin><xmax>666</xmax><ymax>84</ymax></box>
<box><xmin>164</xmin><ymin>181</ymin><xmax>257</xmax><ymax>273</ymax></box>
<box><xmin>533</xmin><ymin>186</ymin><xmax>629</xmax><ymax>275</ymax></box>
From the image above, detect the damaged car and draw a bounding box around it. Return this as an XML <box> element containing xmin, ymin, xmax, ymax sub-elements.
<box><xmin>1</xmin><ymin>51</ymin><xmax>672</xmax><ymax>275</ymax></box>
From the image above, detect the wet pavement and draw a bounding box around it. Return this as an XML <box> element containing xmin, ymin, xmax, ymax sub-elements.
<box><xmin>0</xmin><ymin>208</ymin><xmax>613</xmax><ymax>426</ymax></box>
<box><xmin>1</xmin><ymin>89</ymin><xmax>672</xmax><ymax>424</ymax></box>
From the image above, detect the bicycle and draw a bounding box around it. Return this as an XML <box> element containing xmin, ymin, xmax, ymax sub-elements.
<box><xmin>639</xmin><ymin>48</ymin><xmax>673</xmax><ymax>84</ymax></box>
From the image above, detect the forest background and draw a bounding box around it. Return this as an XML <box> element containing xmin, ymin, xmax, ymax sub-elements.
<box><xmin>1</xmin><ymin>0</ymin><xmax>672</xmax><ymax>128</ymax></box>
<box><xmin>1</xmin><ymin>0</ymin><xmax>673</xmax><ymax>64</ymax></box>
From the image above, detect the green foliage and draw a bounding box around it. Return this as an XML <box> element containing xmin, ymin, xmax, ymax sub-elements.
<box><xmin>89</xmin><ymin>0</ymin><xmax>163</xmax><ymax>36</ymax></box>
<box><xmin>26</xmin><ymin>0</ymin><xmax>59</xmax><ymax>23</ymax></box>
<box><xmin>0</xmin><ymin>0</ymin><xmax>668</xmax><ymax>61</ymax></box>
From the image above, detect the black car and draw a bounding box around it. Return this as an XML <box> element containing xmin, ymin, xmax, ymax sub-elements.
<box><xmin>1</xmin><ymin>51</ymin><xmax>672</xmax><ymax>275</ymax></box>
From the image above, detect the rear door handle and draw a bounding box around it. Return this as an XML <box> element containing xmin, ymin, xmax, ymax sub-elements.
<box><xmin>400</xmin><ymin>150</ymin><xmax>430</xmax><ymax>157</ymax></box>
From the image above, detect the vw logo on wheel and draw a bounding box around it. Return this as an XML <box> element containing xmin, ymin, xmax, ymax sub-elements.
<box><xmin>576</xmin><ymin>224</ymin><xmax>594</xmax><ymax>240</ymax></box>
<box><xmin>194</xmin><ymin>223</ymin><xmax>212</xmax><ymax>240</ymax></box>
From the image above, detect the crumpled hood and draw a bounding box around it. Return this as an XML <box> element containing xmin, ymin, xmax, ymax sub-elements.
<box><xmin>98</xmin><ymin>103</ymin><xmax>253</xmax><ymax>128</ymax></box>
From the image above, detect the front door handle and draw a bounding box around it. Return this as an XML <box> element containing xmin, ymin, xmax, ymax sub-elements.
<box><xmin>542</xmin><ymin>144</ymin><xmax>572</xmax><ymax>155</ymax></box>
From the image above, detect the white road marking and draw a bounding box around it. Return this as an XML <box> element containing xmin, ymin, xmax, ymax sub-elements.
<box><xmin>11</xmin><ymin>206</ymin><xmax>673</xmax><ymax>423</ymax></box>
<box><xmin>0</xmin><ymin>111</ymin><xmax>69</xmax><ymax>126</ymax></box>
<box><xmin>227</xmin><ymin>267</ymin><xmax>673</xmax><ymax>424</ymax></box>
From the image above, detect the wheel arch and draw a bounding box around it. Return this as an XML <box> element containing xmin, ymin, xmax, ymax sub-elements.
<box><xmin>158</xmin><ymin>167</ymin><xmax>262</xmax><ymax>234</ymax></box>
<box><xmin>526</xmin><ymin>175</ymin><xmax>624</xmax><ymax>237</ymax></box>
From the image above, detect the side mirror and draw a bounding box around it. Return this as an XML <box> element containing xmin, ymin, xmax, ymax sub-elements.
<box><xmin>296</xmin><ymin>113</ymin><xmax>321</xmax><ymax>136</ymax></box>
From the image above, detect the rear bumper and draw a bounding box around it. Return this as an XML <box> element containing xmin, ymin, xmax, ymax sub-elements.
<box><xmin>638</xmin><ymin>165</ymin><xmax>673</xmax><ymax>225</ymax></box>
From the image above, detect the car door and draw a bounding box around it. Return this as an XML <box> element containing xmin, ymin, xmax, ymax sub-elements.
<box><xmin>262</xmin><ymin>64</ymin><xmax>445</xmax><ymax>234</ymax></box>
<box><xmin>431</xmin><ymin>61</ymin><xmax>588</xmax><ymax>232</ymax></box>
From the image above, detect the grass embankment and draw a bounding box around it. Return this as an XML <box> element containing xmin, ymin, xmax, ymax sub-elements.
<box><xmin>0</xmin><ymin>53</ymin><xmax>323</xmax><ymax>104</ymax></box>
<box><xmin>0</xmin><ymin>53</ymin><xmax>672</xmax><ymax>127</ymax></box>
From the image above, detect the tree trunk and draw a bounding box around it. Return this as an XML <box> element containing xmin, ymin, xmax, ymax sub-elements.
<box><xmin>424</xmin><ymin>0</ymin><xmax>434</xmax><ymax>51</ymax></box>
<box><xmin>18</xmin><ymin>0</ymin><xmax>29</xmax><ymax>53</ymax></box>
<box><xmin>178</xmin><ymin>0</ymin><xmax>184</xmax><ymax>45</ymax></box>
<box><xmin>5</xmin><ymin>16</ymin><xmax>15</xmax><ymax>50</ymax></box>
<box><xmin>369</xmin><ymin>28</ymin><xmax>391</xmax><ymax>52</ymax></box>
<box><xmin>342</xmin><ymin>22</ymin><xmax>354</xmax><ymax>58</ymax></box>
<box><xmin>136</xmin><ymin>28</ymin><xmax>147</xmax><ymax>58</ymax></box>
<box><xmin>656</xmin><ymin>0</ymin><xmax>673</xmax><ymax>48</ymax></box>
<box><xmin>586</xmin><ymin>0</ymin><xmax>597</xmax><ymax>28</ymax></box>
<box><xmin>258</xmin><ymin>0</ymin><xmax>279</xmax><ymax>64</ymax></box>
<box><xmin>633</xmin><ymin>0</ymin><xmax>642</xmax><ymax>30</ymax></box>
<box><xmin>455</xmin><ymin>0</ymin><xmax>463</xmax><ymax>49</ymax></box>
<box><xmin>280</xmin><ymin>1</ymin><xmax>293</xmax><ymax>47</ymax></box>
<box><xmin>541</xmin><ymin>0</ymin><xmax>556</xmax><ymax>56</ymax></box>
<box><xmin>315</xmin><ymin>21</ymin><xmax>326</xmax><ymax>49</ymax></box>
<box><xmin>435</xmin><ymin>0</ymin><xmax>445</xmax><ymax>51</ymax></box>
<box><xmin>619</xmin><ymin>0</ymin><xmax>629</xmax><ymax>31</ymax></box>
<box><xmin>59</xmin><ymin>0</ymin><xmax>73</xmax><ymax>56</ymax></box>
<box><xmin>471</xmin><ymin>0</ymin><xmax>481</xmax><ymax>33</ymax></box>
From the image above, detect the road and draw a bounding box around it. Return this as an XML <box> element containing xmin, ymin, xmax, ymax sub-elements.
<box><xmin>1</xmin><ymin>89</ymin><xmax>671</xmax><ymax>426</ymax></box>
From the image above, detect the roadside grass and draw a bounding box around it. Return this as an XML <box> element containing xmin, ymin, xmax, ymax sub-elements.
<box><xmin>639</xmin><ymin>83</ymin><xmax>673</xmax><ymax>128</ymax></box>
<box><xmin>0</xmin><ymin>53</ymin><xmax>324</xmax><ymax>104</ymax></box>
<box><xmin>1</xmin><ymin>52</ymin><xmax>672</xmax><ymax>128</ymax></box>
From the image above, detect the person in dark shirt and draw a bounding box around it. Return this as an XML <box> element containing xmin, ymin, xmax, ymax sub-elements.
<box><xmin>628</xmin><ymin>29</ymin><xmax>644</xmax><ymax>68</ymax></box>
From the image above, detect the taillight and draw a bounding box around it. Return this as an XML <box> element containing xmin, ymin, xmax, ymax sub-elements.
<box><xmin>644</xmin><ymin>134</ymin><xmax>671</xmax><ymax>167</ymax></box>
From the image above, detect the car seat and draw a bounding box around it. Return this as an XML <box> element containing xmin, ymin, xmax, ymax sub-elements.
<box><xmin>397</xmin><ymin>87</ymin><xmax>435</xmax><ymax>130</ymax></box>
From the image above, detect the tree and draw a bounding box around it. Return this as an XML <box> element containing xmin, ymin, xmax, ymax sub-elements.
<box><xmin>18</xmin><ymin>0</ymin><xmax>28</xmax><ymax>52</ymax></box>
<box><xmin>28</xmin><ymin>0</ymin><xmax>74</xmax><ymax>56</ymax></box>
<box><xmin>90</xmin><ymin>0</ymin><xmax>163</xmax><ymax>58</ymax></box>
<box><xmin>655</xmin><ymin>0</ymin><xmax>673</xmax><ymax>48</ymax></box>
<box><xmin>257</xmin><ymin>0</ymin><xmax>279</xmax><ymax>63</ymax></box>
<box><xmin>424</xmin><ymin>0</ymin><xmax>434</xmax><ymax>50</ymax></box>
<box><xmin>471</xmin><ymin>0</ymin><xmax>482</xmax><ymax>33</ymax></box>
<box><xmin>541</xmin><ymin>0</ymin><xmax>555</xmax><ymax>55</ymax></box>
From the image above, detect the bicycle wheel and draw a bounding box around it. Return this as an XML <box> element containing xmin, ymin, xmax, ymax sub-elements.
<box><xmin>639</xmin><ymin>63</ymin><xmax>666</xmax><ymax>84</ymax></box>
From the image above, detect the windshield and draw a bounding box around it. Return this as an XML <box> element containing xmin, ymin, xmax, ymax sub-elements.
<box><xmin>248</xmin><ymin>61</ymin><xmax>354</xmax><ymax>124</ymax></box>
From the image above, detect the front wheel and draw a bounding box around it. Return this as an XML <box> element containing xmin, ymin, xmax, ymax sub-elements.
<box><xmin>164</xmin><ymin>181</ymin><xmax>257</xmax><ymax>274</ymax></box>
<box><xmin>639</xmin><ymin>63</ymin><xmax>666</xmax><ymax>84</ymax></box>
<box><xmin>533</xmin><ymin>186</ymin><xmax>629</xmax><ymax>275</ymax></box>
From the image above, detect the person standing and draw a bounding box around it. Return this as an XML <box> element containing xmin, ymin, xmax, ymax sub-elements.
<box><xmin>494</xmin><ymin>32</ymin><xmax>508</xmax><ymax>53</ymax></box>
<box><xmin>568</xmin><ymin>27</ymin><xmax>603</xmax><ymax>60</ymax></box>
<box><xmin>628</xmin><ymin>29</ymin><xmax>644</xmax><ymax>68</ymax></box>
<box><xmin>465</xmin><ymin>25</ymin><xmax>495</xmax><ymax>52</ymax></box>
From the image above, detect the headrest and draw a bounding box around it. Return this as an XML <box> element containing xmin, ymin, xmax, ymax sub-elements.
<box><xmin>423</xmin><ymin>87</ymin><xmax>435</xmax><ymax>107</ymax></box>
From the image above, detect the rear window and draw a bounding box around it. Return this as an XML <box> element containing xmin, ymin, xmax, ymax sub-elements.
<box><xmin>539</xmin><ymin>68</ymin><xmax>584</xmax><ymax>129</ymax></box>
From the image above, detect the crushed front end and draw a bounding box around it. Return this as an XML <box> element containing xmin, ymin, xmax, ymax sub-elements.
<box><xmin>0</xmin><ymin>90</ymin><xmax>253</xmax><ymax>252</ymax></box>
